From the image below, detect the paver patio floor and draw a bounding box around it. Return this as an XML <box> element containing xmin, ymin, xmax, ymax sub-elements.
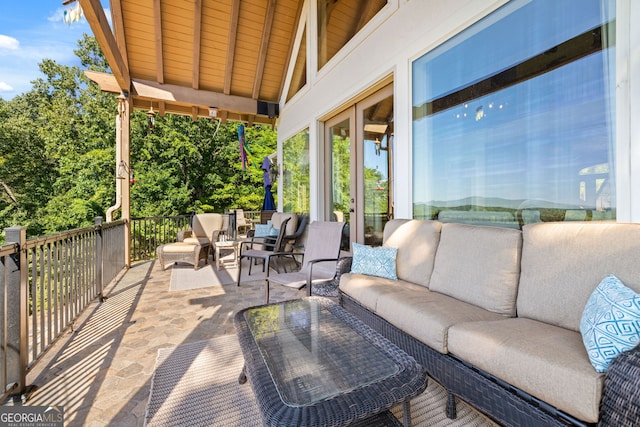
<box><xmin>24</xmin><ymin>258</ymin><xmax>307</xmax><ymax>426</ymax></box>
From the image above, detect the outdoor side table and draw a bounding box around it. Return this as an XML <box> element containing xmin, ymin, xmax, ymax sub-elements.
<box><xmin>234</xmin><ymin>297</ymin><xmax>427</xmax><ymax>427</ymax></box>
<box><xmin>214</xmin><ymin>240</ymin><xmax>239</xmax><ymax>270</ymax></box>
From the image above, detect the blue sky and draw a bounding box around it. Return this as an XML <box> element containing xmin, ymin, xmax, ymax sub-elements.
<box><xmin>0</xmin><ymin>1</ymin><xmax>109</xmax><ymax>101</ymax></box>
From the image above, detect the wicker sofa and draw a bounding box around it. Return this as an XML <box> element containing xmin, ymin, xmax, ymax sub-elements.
<box><xmin>338</xmin><ymin>219</ymin><xmax>640</xmax><ymax>426</ymax></box>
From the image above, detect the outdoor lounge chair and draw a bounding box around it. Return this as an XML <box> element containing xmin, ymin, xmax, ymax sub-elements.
<box><xmin>265</xmin><ymin>221</ymin><xmax>346</xmax><ymax>303</ymax></box>
<box><xmin>236</xmin><ymin>217</ymin><xmax>291</xmax><ymax>286</ymax></box>
<box><xmin>177</xmin><ymin>213</ymin><xmax>224</xmax><ymax>257</ymax></box>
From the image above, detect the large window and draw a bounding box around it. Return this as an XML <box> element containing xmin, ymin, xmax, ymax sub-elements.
<box><xmin>412</xmin><ymin>0</ymin><xmax>616</xmax><ymax>228</ymax></box>
<box><xmin>282</xmin><ymin>129</ymin><xmax>310</xmax><ymax>213</ymax></box>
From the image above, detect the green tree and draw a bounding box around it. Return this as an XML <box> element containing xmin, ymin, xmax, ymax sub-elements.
<box><xmin>0</xmin><ymin>33</ymin><xmax>277</xmax><ymax>244</ymax></box>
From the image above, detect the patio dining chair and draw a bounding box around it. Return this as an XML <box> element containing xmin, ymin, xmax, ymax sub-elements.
<box><xmin>235</xmin><ymin>209</ymin><xmax>252</xmax><ymax>236</ymax></box>
<box><xmin>236</xmin><ymin>217</ymin><xmax>291</xmax><ymax>287</ymax></box>
<box><xmin>258</xmin><ymin>214</ymin><xmax>308</xmax><ymax>268</ymax></box>
<box><xmin>265</xmin><ymin>221</ymin><xmax>346</xmax><ymax>303</ymax></box>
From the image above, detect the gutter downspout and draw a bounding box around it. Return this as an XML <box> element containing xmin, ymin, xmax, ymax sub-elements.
<box><xmin>106</xmin><ymin>103</ymin><xmax>124</xmax><ymax>222</ymax></box>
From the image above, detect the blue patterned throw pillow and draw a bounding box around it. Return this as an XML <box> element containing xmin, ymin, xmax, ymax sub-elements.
<box><xmin>350</xmin><ymin>242</ymin><xmax>398</xmax><ymax>280</ymax></box>
<box><xmin>254</xmin><ymin>221</ymin><xmax>279</xmax><ymax>237</ymax></box>
<box><xmin>580</xmin><ymin>275</ymin><xmax>640</xmax><ymax>373</ymax></box>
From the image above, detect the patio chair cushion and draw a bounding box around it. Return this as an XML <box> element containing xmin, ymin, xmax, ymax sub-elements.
<box><xmin>181</xmin><ymin>213</ymin><xmax>223</xmax><ymax>247</ymax></box>
<box><xmin>270</xmin><ymin>212</ymin><xmax>298</xmax><ymax>235</ymax></box>
<box><xmin>448</xmin><ymin>317</ymin><xmax>604</xmax><ymax>423</ymax></box>
<box><xmin>429</xmin><ymin>223</ymin><xmax>522</xmax><ymax>316</ymax></box>
<box><xmin>350</xmin><ymin>243</ymin><xmax>398</xmax><ymax>280</ymax></box>
<box><xmin>580</xmin><ymin>274</ymin><xmax>640</xmax><ymax>373</ymax></box>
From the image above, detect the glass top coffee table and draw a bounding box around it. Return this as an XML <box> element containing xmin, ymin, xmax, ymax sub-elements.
<box><xmin>234</xmin><ymin>297</ymin><xmax>427</xmax><ymax>427</ymax></box>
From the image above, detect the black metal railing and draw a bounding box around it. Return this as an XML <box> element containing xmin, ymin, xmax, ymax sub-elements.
<box><xmin>130</xmin><ymin>215</ymin><xmax>191</xmax><ymax>262</ymax></box>
<box><xmin>0</xmin><ymin>218</ymin><xmax>126</xmax><ymax>402</ymax></box>
<box><xmin>129</xmin><ymin>211</ymin><xmax>260</xmax><ymax>262</ymax></box>
<box><xmin>0</xmin><ymin>211</ymin><xmax>261</xmax><ymax>401</ymax></box>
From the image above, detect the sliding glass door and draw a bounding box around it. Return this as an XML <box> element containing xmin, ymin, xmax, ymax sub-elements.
<box><xmin>326</xmin><ymin>85</ymin><xmax>393</xmax><ymax>248</ymax></box>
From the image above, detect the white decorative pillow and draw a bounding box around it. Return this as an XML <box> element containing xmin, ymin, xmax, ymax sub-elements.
<box><xmin>580</xmin><ymin>274</ymin><xmax>640</xmax><ymax>373</ymax></box>
<box><xmin>350</xmin><ymin>243</ymin><xmax>398</xmax><ymax>280</ymax></box>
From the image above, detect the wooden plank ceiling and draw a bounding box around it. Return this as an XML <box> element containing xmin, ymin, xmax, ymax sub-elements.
<box><xmin>80</xmin><ymin>0</ymin><xmax>303</xmax><ymax>125</ymax></box>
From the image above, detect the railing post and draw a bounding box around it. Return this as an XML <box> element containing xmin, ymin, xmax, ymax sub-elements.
<box><xmin>5</xmin><ymin>226</ymin><xmax>27</xmax><ymax>396</ymax></box>
<box><xmin>95</xmin><ymin>217</ymin><xmax>104</xmax><ymax>301</ymax></box>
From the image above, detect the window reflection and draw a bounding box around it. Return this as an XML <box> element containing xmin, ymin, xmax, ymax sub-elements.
<box><xmin>412</xmin><ymin>0</ymin><xmax>616</xmax><ymax>228</ymax></box>
<box><xmin>283</xmin><ymin>129</ymin><xmax>310</xmax><ymax>214</ymax></box>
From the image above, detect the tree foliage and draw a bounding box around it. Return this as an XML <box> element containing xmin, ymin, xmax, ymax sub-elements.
<box><xmin>0</xmin><ymin>34</ymin><xmax>276</xmax><ymax>243</ymax></box>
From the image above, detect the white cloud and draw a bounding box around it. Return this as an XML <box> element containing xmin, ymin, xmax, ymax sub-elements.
<box><xmin>0</xmin><ymin>82</ymin><xmax>14</xmax><ymax>92</ymax></box>
<box><xmin>0</xmin><ymin>35</ymin><xmax>19</xmax><ymax>50</ymax></box>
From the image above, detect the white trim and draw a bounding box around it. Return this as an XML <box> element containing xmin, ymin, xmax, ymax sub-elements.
<box><xmin>628</xmin><ymin>0</ymin><xmax>640</xmax><ymax>221</ymax></box>
<box><xmin>280</xmin><ymin>0</ymin><xmax>310</xmax><ymax>107</ymax></box>
<box><xmin>616</xmin><ymin>0</ymin><xmax>631</xmax><ymax>221</ymax></box>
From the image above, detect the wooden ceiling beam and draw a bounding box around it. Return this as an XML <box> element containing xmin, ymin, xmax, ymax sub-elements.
<box><xmin>79</xmin><ymin>0</ymin><xmax>130</xmax><ymax>92</ymax></box>
<box><xmin>85</xmin><ymin>70</ymin><xmax>260</xmax><ymax>114</ymax></box>
<box><xmin>224</xmin><ymin>0</ymin><xmax>241</xmax><ymax>95</ymax></box>
<box><xmin>354</xmin><ymin>0</ymin><xmax>374</xmax><ymax>39</ymax></box>
<box><xmin>153</xmin><ymin>0</ymin><xmax>164</xmax><ymax>84</ymax></box>
<box><xmin>192</xmin><ymin>0</ymin><xmax>202</xmax><ymax>90</ymax></box>
<box><xmin>252</xmin><ymin>0</ymin><xmax>276</xmax><ymax>100</ymax></box>
<box><xmin>110</xmin><ymin>0</ymin><xmax>128</xmax><ymax>65</ymax></box>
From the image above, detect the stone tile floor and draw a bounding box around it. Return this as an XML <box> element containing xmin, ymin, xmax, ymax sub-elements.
<box><xmin>22</xmin><ymin>257</ymin><xmax>307</xmax><ymax>426</ymax></box>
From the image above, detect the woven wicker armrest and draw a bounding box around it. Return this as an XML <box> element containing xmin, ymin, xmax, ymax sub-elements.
<box><xmin>336</xmin><ymin>256</ymin><xmax>353</xmax><ymax>276</ymax></box>
<box><xmin>330</xmin><ymin>256</ymin><xmax>353</xmax><ymax>291</ymax></box>
<box><xmin>598</xmin><ymin>344</ymin><xmax>640</xmax><ymax>426</ymax></box>
<box><xmin>177</xmin><ymin>230</ymin><xmax>193</xmax><ymax>242</ymax></box>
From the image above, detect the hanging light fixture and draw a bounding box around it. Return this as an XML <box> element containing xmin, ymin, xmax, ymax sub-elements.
<box><xmin>147</xmin><ymin>104</ymin><xmax>156</xmax><ymax>130</ymax></box>
<box><xmin>116</xmin><ymin>160</ymin><xmax>136</xmax><ymax>184</ymax></box>
<box><xmin>117</xmin><ymin>160</ymin><xmax>130</xmax><ymax>180</ymax></box>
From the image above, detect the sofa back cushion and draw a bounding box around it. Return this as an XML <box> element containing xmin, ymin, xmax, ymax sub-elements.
<box><xmin>518</xmin><ymin>222</ymin><xmax>640</xmax><ymax>331</ymax></box>
<box><xmin>192</xmin><ymin>213</ymin><xmax>223</xmax><ymax>240</ymax></box>
<box><xmin>429</xmin><ymin>223</ymin><xmax>522</xmax><ymax>316</ymax></box>
<box><xmin>382</xmin><ymin>219</ymin><xmax>442</xmax><ymax>288</ymax></box>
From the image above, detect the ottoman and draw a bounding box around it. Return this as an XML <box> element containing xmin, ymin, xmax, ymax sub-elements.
<box><xmin>156</xmin><ymin>242</ymin><xmax>206</xmax><ymax>270</ymax></box>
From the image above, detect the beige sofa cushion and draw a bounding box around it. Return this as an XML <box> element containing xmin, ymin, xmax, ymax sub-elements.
<box><xmin>375</xmin><ymin>284</ymin><xmax>504</xmax><ymax>353</ymax></box>
<box><xmin>517</xmin><ymin>222</ymin><xmax>640</xmax><ymax>331</ymax></box>
<box><xmin>338</xmin><ymin>273</ymin><xmax>400</xmax><ymax>312</ymax></box>
<box><xmin>382</xmin><ymin>219</ymin><xmax>442</xmax><ymax>288</ymax></box>
<box><xmin>429</xmin><ymin>223</ymin><xmax>522</xmax><ymax>316</ymax></box>
<box><xmin>448</xmin><ymin>318</ymin><xmax>604</xmax><ymax>423</ymax></box>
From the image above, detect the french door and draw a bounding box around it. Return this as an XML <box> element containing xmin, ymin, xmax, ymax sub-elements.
<box><xmin>325</xmin><ymin>85</ymin><xmax>393</xmax><ymax>248</ymax></box>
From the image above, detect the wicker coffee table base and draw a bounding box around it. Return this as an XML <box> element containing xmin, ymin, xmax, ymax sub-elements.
<box><xmin>234</xmin><ymin>297</ymin><xmax>426</xmax><ymax>427</ymax></box>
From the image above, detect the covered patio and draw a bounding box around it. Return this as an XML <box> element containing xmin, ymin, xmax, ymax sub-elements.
<box><xmin>6</xmin><ymin>0</ymin><xmax>638</xmax><ymax>425</ymax></box>
<box><xmin>21</xmin><ymin>258</ymin><xmax>496</xmax><ymax>426</ymax></box>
